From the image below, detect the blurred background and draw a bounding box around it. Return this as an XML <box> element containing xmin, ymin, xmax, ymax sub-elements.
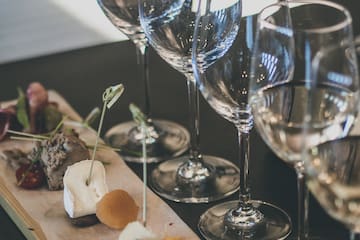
<box><xmin>0</xmin><ymin>0</ymin><xmax>127</xmax><ymax>64</ymax></box>
<box><xmin>0</xmin><ymin>0</ymin><xmax>357</xmax><ymax>65</ymax></box>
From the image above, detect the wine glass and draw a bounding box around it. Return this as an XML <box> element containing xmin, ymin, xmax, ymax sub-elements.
<box><xmin>97</xmin><ymin>0</ymin><xmax>190</xmax><ymax>163</ymax></box>
<box><xmin>138</xmin><ymin>0</ymin><xmax>241</xmax><ymax>203</ymax></box>
<box><xmin>304</xmin><ymin>38</ymin><xmax>360</xmax><ymax>239</ymax></box>
<box><xmin>192</xmin><ymin>0</ymin><xmax>292</xmax><ymax>239</ymax></box>
<box><xmin>249</xmin><ymin>1</ymin><xmax>356</xmax><ymax>239</ymax></box>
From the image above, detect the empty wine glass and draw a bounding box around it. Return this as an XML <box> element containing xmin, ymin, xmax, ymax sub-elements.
<box><xmin>249</xmin><ymin>1</ymin><xmax>356</xmax><ymax>239</ymax></box>
<box><xmin>97</xmin><ymin>0</ymin><xmax>190</xmax><ymax>163</ymax></box>
<box><xmin>304</xmin><ymin>38</ymin><xmax>360</xmax><ymax>240</ymax></box>
<box><xmin>192</xmin><ymin>0</ymin><xmax>291</xmax><ymax>239</ymax></box>
<box><xmin>139</xmin><ymin>0</ymin><xmax>241</xmax><ymax>203</ymax></box>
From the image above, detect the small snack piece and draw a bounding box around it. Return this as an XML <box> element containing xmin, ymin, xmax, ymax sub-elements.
<box><xmin>0</xmin><ymin>82</ymin><xmax>63</xmax><ymax>142</ymax></box>
<box><xmin>26</xmin><ymin>82</ymin><xmax>49</xmax><ymax>133</ymax></box>
<box><xmin>118</xmin><ymin>221</ymin><xmax>156</xmax><ymax>240</ymax></box>
<box><xmin>63</xmin><ymin>160</ymin><xmax>108</xmax><ymax>227</ymax></box>
<box><xmin>118</xmin><ymin>221</ymin><xmax>184</xmax><ymax>240</ymax></box>
<box><xmin>96</xmin><ymin>189</ymin><xmax>139</xmax><ymax>230</ymax></box>
<box><xmin>31</xmin><ymin>130</ymin><xmax>90</xmax><ymax>190</ymax></box>
<box><xmin>15</xmin><ymin>162</ymin><xmax>45</xmax><ymax>189</ymax></box>
<box><xmin>0</xmin><ymin>148</ymin><xmax>31</xmax><ymax>170</ymax></box>
<box><xmin>67</xmin><ymin>214</ymin><xmax>99</xmax><ymax>227</ymax></box>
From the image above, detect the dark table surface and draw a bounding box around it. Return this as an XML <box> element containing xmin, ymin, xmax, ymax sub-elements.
<box><xmin>0</xmin><ymin>1</ymin><xmax>359</xmax><ymax>239</ymax></box>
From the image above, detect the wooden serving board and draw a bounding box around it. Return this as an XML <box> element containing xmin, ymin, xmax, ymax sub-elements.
<box><xmin>0</xmin><ymin>91</ymin><xmax>199</xmax><ymax>240</ymax></box>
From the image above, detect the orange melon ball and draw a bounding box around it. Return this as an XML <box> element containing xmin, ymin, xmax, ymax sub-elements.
<box><xmin>96</xmin><ymin>189</ymin><xmax>139</xmax><ymax>229</ymax></box>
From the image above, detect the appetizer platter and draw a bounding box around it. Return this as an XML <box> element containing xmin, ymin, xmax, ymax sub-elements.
<box><xmin>0</xmin><ymin>85</ymin><xmax>199</xmax><ymax>240</ymax></box>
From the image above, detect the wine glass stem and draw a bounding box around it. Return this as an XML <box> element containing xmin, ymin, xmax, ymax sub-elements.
<box><xmin>224</xmin><ymin>123</ymin><xmax>263</xmax><ymax>230</ymax></box>
<box><xmin>350</xmin><ymin>232</ymin><xmax>360</xmax><ymax>240</ymax></box>
<box><xmin>296</xmin><ymin>168</ymin><xmax>309</xmax><ymax>240</ymax></box>
<box><xmin>236</xmin><ymin>126</ymin><xmax>251</xmax><ymax>204</ymax></box>
<box><xmin>136</xmin><ymin>44</ymin><xmax>151</xmax><ymax>117</ymax></box>
<box><xmin>186</xmin><ymin>75</ymin><xmax>201</xmax><ymax>162</ymax></box>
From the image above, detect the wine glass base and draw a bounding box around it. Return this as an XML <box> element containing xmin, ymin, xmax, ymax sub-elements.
<box><xmin>150</xmin><ymin>155</ymin><xmax>240</xmax><ymax>203</ymax></box>
<box><xmin>199</xmin><ymin>200</ymin><xmax>292</xmax><ymax>240</ymax></box>
<box><xmin>287</xmin><ymin>237</ymin><xmax>322</xmax><ymax>240</ymax></box>
<box><xmin>104</xmin><ymin>119</ymin><xmax>190</xmax><ymax>163</ymax></box>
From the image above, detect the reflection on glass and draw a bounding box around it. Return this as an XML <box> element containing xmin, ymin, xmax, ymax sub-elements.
<box><xmin>139</xmin><ymin>0</ymin><xmax>242</xmax><ymax>203</ymax></box>
<box><xmin>193</xmin><ymin>1</ymin><xmax>292</xmax><ymax>238</ymax></box>
<box><xmin>97</xmin><ymin>0</ymin><xmax>190</xmax><ymax>163</ymax></box>
<box><xmin>249</xmin><ymin>1</ymin><xmax>357</xmax><ymax>239</ymax></box>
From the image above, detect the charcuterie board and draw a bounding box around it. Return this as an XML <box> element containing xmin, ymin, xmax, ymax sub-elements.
<box><xmin>0</xmin><ymin>91</ymin><xmax>199</xmax><ymax>240</ymax></box>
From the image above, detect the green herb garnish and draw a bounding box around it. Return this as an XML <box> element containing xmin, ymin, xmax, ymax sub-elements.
<box><xmin>129</xmin><ymin>103</ymin><xmax>149</xmax><ymax>227</ymax></box>
<box><xmin>16</xmin><ymin>88</ymin><xmax>30</xmax><ymax>130</ymax></box>
<box><xmin>83</xmin><ymin>107</ymin><xmax>101</xmax><ymax>128</ymax></box>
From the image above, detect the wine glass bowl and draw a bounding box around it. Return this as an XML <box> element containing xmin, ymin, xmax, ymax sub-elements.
<box><xmin>250</xmin><ymin>0</ymin><xmax>357</xmax><ymax>167</ymax></box>
<box><xmin>303</xmin><ymin>37</ymin><xmax>360</xmax><ymax>239</ymax></box>
<box><xmin>139</xmin><ymin>0</ymin><xmax>242</xmax><ymax>203</ymax></box>
<box><xmin>97</xmin><ymin>0</ymin><xmax>191</xmax><ymax>163</ymax></box>
<box><xmin>306</xmin><ymin>136</ymin><xmax>360</xmax><ymax>231</ymax></box>
<box><xmin>249</xmin><ymin>1</ymin><xmax>357</xmax><ymax>239</ymax></box>
<box><xmin>141</xmin><ymin>0</ymin><xmax>241</xmax><ymax>74</ymax></box>
<box><xmin>97</xmin><ymin>0</ymin><xmax>146</xmax><ymax>48</ymax></box>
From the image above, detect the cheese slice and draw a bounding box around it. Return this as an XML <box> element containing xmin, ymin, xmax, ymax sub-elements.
<box><xmin>63</xmin><ymin>160</ymin><xmax>108</xmax><ymax>218</ymax></box>
<box><xmin>119</xmin><ymin>221</ymin><xmax>156</xmax><ymax>240</ymax></box>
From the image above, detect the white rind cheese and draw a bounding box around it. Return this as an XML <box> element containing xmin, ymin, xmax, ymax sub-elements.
<box><xmin>119</xmin><ymin>221</ymin><xmax>156</xmax><ymax>240</ymax></box>
<box><xmin>63</xmin><ymin>160</ymin><xmax>108</xmax><ymax>218</ymax></box>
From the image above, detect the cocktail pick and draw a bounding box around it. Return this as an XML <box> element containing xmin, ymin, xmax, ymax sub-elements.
<box><xmin>129</xmin><ymin>103</ymin><xmax>149</xmax><ymax>227</ymax></box>
<box><xmin>86</xmin><ymin>84</ymin><xmax>124</xmax><ymax>185</ymax></box>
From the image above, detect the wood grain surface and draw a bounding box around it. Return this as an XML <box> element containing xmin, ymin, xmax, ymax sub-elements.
<box><xmin>0</xmin><ymin>91</ymin><xmax>199</xmax><ymax>240</ymax></box>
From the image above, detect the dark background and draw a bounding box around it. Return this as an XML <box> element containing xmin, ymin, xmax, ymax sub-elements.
<box><xmin>0</xmin><ymin>0</ymin><xmax>359</xmax><ymax>239</ymax></box>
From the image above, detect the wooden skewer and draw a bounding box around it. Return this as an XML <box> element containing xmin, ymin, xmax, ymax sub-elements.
<box><xmin>86</xmin><ymin>84</ymin><xmax>124</xmax><ymax>186</ymax></box>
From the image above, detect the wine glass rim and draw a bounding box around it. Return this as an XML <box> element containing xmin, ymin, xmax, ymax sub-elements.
<box><xmin>316</xmin><ymin>135</ymin><xmax>360</xmax><ymax>147</ymax></box>
<box><xmin>258</xmin><ymin>0</ymin><xmax>353</xmax><ymax>34</ymax></box>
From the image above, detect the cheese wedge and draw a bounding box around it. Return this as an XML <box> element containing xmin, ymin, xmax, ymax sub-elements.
<box><xmin>63</xmin><ymin>160</ymin><xmax>108</xmax><ymax>218</ymax></box>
